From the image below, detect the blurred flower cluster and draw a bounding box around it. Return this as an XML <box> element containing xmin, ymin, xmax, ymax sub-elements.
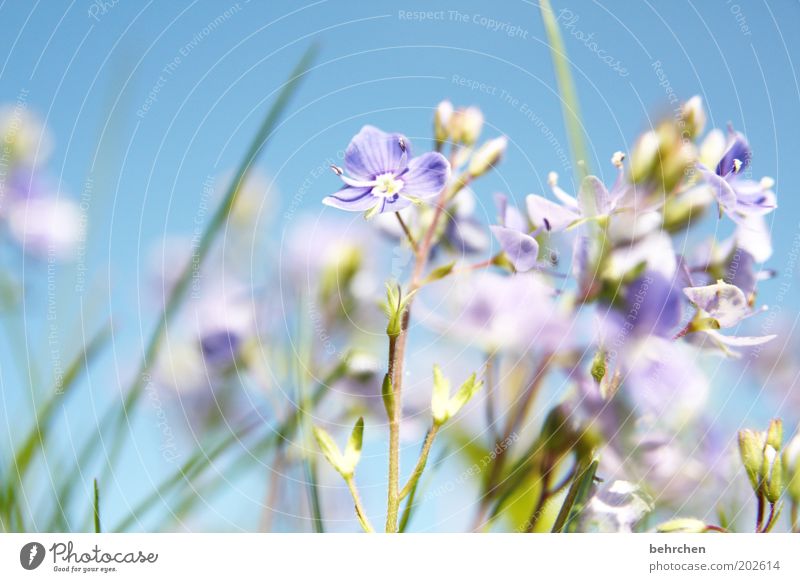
<box><xmin>0</xmin><ymin>106</ymin><xmax>81</xmax><ymax>260</ymax></box>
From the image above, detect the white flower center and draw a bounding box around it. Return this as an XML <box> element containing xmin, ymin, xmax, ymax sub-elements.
<box><xmin>371</xmin><ymin>173</ymin><xmax>404</xmax><ymax>198</ymax></box>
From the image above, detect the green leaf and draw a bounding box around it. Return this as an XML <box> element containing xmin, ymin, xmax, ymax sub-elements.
<box><xmin>381</xmin><ymin>373</ymin><xmax>395</xmax><ymax>419</ymax></box>
<box><xmin>313</xmin><ymin>426</ymin><xmax>348</xmax><ymax>476</ymax></box>
<box><xmin>343</xmin><ymin>417</ymin><xmax>364</xmax><ymax>471</ymax></box>
<box><xmin>552</xmin><ymin>457</ymin><xmax>599</xmax><ymax>533</ymax></box>
<box><xmin>431</xmin><ymin>365</ymin><xmax>451</xmax><ymax>424</ymax></box>
<box><xmin>423</xmin><ymin>261</ymin><xmax>456</xmax><ymax>285</ymax></box>
<box><xmin>93</xmin><ymin>478</ymin><xmax>101</xmax><ymax>533</ymax></box>
<box><xmin>447</xmin><ymin>373</ymin><xmax>483</xmax><ymax>419</ymax></box>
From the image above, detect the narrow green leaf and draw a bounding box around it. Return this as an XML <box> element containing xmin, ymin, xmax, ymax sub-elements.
<box><xmin>93</xmin><ymin>479</ymin><xmax>101</xmax><ymax>533</ymax></box>
<box><xmin>344</xmin><ymin>417</ymin><xmax>364</xmax><ymax>470</ymax></box>
<box><xmin>313</xmin><ymin>426</ymin><xmax>347</xmax><ymax>475</ymax></box>
<box><xmin>61</xmin><ymin>43</ymin><xmax>319</xmax><ymax>516</ymax></box>
<box><xmin>552</xmin><ymin>457</ymin><xmax>599</xmax><ymax>533</ymax></box>
<box><xmin>381</xmin><ymin>374</ymin><xmax>395</xmax><ymax>419</ymax></box>
<box><xmin>539</xmin><ymin>0</ymin><xmax>590</xmax><ymax>187</ymax></box>
<box><xmin>423</xmin><ymin>261</ymin><xmax>456</xmax><ymax>285</ymax></box>
<box><xmin>447</xmin><ymin>373</ymin><xmax>483</xmax><ymax>419</ymax></box>
<box><xmin>431</xmin><ymin>365</ymin><xmax>451</xmax><ymax>424</ymax></box>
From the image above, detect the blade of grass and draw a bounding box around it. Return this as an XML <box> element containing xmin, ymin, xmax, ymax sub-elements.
<box><xmin>111</xmin><ymin>359</ymin><xmax>343</xmax><ymax>532</ymax></box>
<box><xmin>7</xmin><ymin>323</ymin><xmax>112</xmax><ymax>485</ymax></box>
<box><xmin>93</xmin><ymin>478</ymin><xmax>101</xmax><ymax>533</ymax></box>
<box><xmin>60</xmin><ymin>43</ymin><xmax>319</xmax><ymax>513</ymax></box>
<box><xmin>539</xmin><ymin>0</ymin><xmax>591</xmax><ymax>189</ymax></box>
<box><xmin>551</xmin><ymin>457</ymin><xmax>598</xmax><ymax>533</ymax></box>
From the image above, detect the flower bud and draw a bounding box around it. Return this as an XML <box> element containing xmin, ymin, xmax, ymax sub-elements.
<box><xmin>738</xmin><ymin>429</ymin><xmax>766</xmax><ymax>491</ymax></box>
<box><xmin>457</xmin><ymin>106</ymin><xmax>484</xmax><ymax>146</ymax></box>
<box><xmin>630</xmin><ymin>130</ymin><xmax>660</xmax><ymax>184</ymax></box>
<box><xmin>656</xmin><ymin>517</ymin><xmax>708</xmax><ymax>533</ymax></box>
<box><xmin>783</xmin><ymin>432</ymin><xmax>800</xmax><ymax>502</ymax></box>
<box><xmin>468</xmin><ymin>136</ymin><xmax>507</xmax><ymax>178</ymax></box>
<box><xmin>434</xmin><ymin>100</ymin><xmax>454</xmax><ymax>144</ymax></box>
<box><xmin>762</xmin><ymin>445</ymin><xmax>784</xmax><ymax>503</ymax></box>
<box><xmin>431</xmin><ymin>365</ymin><xmax>483</xmax><ymax>425</ymax></box>
<box><xmin>766</xmin><ymin>418</ymin><xmax>783</xmax><ymax>450</ymax></box>
<box><xmin>680</xmin><ymin>96</ymin><xmax>706</xmax><ymax>139</ymax></box>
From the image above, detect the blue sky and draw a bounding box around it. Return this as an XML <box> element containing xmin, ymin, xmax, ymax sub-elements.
<box><xmin>1</xmin><ymin>0</ymin><xmax>799</xmax><ymax>531</ymax></box>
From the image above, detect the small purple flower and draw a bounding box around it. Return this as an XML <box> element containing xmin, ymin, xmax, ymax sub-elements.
<box><xmin>697</xmin><ymin>128</ymin><xmax>776</xmax><ymax>222</ymax></box>
<box><xmin>682</xmin><ymin>279</ymin><xmax>776</xmax><ymax>352</ymax></box>
<box><xmin>489</xmin><ymin>193</ymin><xmax>540</xmax><ymax>272</ymax></box>
<box><xmin>323</xmin><ymin>125</ymin><xmax>450</xmax><ymax>216</ymax></box>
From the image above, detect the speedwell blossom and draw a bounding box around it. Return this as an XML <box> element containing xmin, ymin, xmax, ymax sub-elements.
<box><xmin>490</xmin><ymin>193</ymin><xmax>539</xmax><ymax>272</ymax></box>
<box><xmin>697</xmin><ymin>128</ymin><xmax>776</xmax><ymax>223</ymax></box>
<box><xmin>323</xmin><ymin>125</ymin><xmax>450</xmax><ymax>217</ymax></box>
<box><xmin>683</xmin><ymin>279</ymin><xmax>776</xmax><ymax>352</ymax></box>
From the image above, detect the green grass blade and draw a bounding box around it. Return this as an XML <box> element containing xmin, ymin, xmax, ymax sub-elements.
<box><xmin>93</xmin><ymin>478</ymin><xmax>101</xmax><ymax>533</ymax></box>
<box><xmin>9</xmin><ymin>323</ymin><xmax>112</xmax><ymax>484</ymax></box>
<box><xmin>59</xmin><ymin>43</ymin><xmax>319</xmax><ymax>517</ymax></box>
<box><xmin>551</xmin><ymin>457</ymin><xmax>598</xmax><ymax>533</ymax></box>
<box><xmin>539</xmin><ymin>0</ymin><xmax>591</xmax><ymax>190</ymax></box>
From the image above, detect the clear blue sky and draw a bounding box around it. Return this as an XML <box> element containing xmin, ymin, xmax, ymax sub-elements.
<box><xmin>1</xmin><ymin>0</ymin><xmax>799</xmax><ymax>531</ymax></box>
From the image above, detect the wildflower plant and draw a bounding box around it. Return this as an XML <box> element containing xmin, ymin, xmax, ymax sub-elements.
<box><xmin>1</xmin><ymin>3</ymin><xmax>797</xmax><ymax>538</ymax></box>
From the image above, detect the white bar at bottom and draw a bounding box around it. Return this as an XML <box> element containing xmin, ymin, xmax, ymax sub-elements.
<box><xmin>1</xmin><ymin>533</ymin><xmax>797</xmax><ymax>580</ymax></box>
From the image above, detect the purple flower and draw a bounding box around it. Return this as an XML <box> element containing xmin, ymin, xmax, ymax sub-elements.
<box><xmin>323</xmin><ymin>126</ymin><xmax>450</xmax><ymax>216</ymax></box>
<box><xmin>697</xmin><ymin>128</ymin><xmax>776</xmax><ymax>222</ymax></box>
<box><xmin>618</xmin><ymin>272</ymin><xmax>683</xmax><ymax>338</ymax></box>
<box><xmin>683</xmin><ymin>280</ymin><xmax>776</xmax><ymax>352</ymax></box>
<box><xmin>489</xmin><ymin>193</ymin><xmax>540</xmax><ymax>272</ymax></box>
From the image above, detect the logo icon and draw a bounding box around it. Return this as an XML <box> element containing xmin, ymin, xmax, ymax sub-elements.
<box><xmin>20</xmin><ymin>542</ymin><xmax>46</xmax><ymax>570</ymax></box>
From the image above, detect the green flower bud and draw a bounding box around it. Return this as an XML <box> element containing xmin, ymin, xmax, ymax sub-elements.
<box><xmin>468</xmin><ymin>136</ymin><xmax>507</xmax><ymax>178</ymax></box>
<box><xmin>680</xmin><ymin>96</ymin><xmax>706</xmax><ymax>140</ymax></box>
<box><xmin>783</xmin><ymin>432</ymin><xmax>800</xmax><ymax>502</ymax></box>
<box><xmin>766</xmin><ymin>418</ymin><xmax>783</xmax><ymax>450</ymax></box>
<box><xmin>313</xmin><ymin>417</ymin><xmax>364</xmax><ymax>478</ymax></box>
<box><xmin>738</xmin><ymin>429</ymin><xmax>766</xmax><ymax>492</ymax></box>
<box><xmin>762</xmin><ymin>445</ymin><xmax>784</xmax><ymax>503</ymax></box>
<box><xmin>434</xmin><ymin>100</ymin><xmax>453</xmax><ymax>144</ymax></box>
<box><xmin>431</xmin><ymin>365</ymin><xmax>483</xmax><ymax>425</ymax></box>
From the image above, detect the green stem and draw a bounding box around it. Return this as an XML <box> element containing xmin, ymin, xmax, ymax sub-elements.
<box><xmin>399</xmin><ymin>425</ymin><xmax>439</xmax><ymax>499</ymax></box>
<box><xmin>345</xmin><ymin>476</ymin><xmax>374</xmax><ymax>533</ymax></box>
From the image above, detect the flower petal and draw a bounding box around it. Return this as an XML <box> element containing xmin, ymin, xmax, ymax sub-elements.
<box><xmin>736</xmin><ymin>214</ymin><xmax>772</xmax><ymax>262</ymax></box>
<box><xmin>344</xmin><ymin>125</ymin><xmax>409</xmax><ymax>179</ymax></box>
<box><xmin>322</xmin><ymin>186</ymin><xmax>378</xmax><ymax>212</ymax></box>
<box><xmin>697</xmin><ymin>164</ymin><xmax>737</xmax><ymax>210</ymax></box>
<box><xmin>525</xmin><ymin>194</ymin><xmax>580</xmax><ymax>232</ymax></box>
<box><xmin>490</xmin><ymin>225</ymin><xmax>539</xmax><ymax>272</ymax></box>
<box><xmin>683</xmin><ymin>280</ymin><xmax>749</xmax><ymax>328</ymax></box>
<box><xmin>401</xmin><ymin>152</ymin><xmax>450</xmax><ymax>200</ymax></box>
<box><xmin>716</xmin><ymin>130</ymin><xmax>751</xmax><ymax>176</ymax></box>
<box><xmin>703</xmin><ymin>329</ymin><xmax>777</xmax><ymax>347</ymax></box>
